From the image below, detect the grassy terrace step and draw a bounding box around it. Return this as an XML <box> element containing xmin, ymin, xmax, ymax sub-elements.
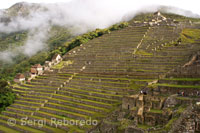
<box><xmin>81</xmin><ymin>68</ymin><xmax>170</xmax><ymax>73</ymax></box>
<box><xmin>161</xmin><ymin>78</ymin><xmax>200</xmax><ymax>81</ymax></box>
<box><xmin>66</xmin><ymin>55</ymin><xmax>185</xmax><ymax>60</ymax></box>
<box><xmin>76</xmin><ymin>65</ymin><xmax>173</xmax><ymax>70</ymax></box>
<box><xmin>0</xmin><ymin>117</ymin><xmax>44</xmax><ymax>133</ymax></box>
<box><xmin>14</xmin><ymin>100</ymin><xmax>42</xmax><ymax>107</ymax></box>
<box><xmin>166</xmin><ymin>74</ymin><xmax>200</xmax><ymax>78</ymax></box>
<box><xmin>0</xmin><ymin>125</ymin><xmax>20</xmax><ymax>133</ymax></box>
<box><xmin>16</xmin><ymin>97</ymin><xmax>46</xmax><ymax>103</ymax></box>
<box><xmin>158</xmin><ymin>78</ymin><xmax>200</xmax><ymax>85</ymax></box>
<box><xmin>21</xmin><ymin>84</ymin><xmax>58</xmax><ymax>90</ymax></box>
<box><xmin>6</xmin><ymin>107</ymin><xmax>34</xmax><ymax>116</ymax></box>
<box><xmin>74</xmin><ymin>73</ymin><xmax>156</xmax><ymax>79</ymax></box>
<box><xmin>10</xmin><ymin>104</ymin><xmax>38</xmax><ymax>111</ymax></box>
<box><xmin>64</xmin><ymin>67</ymin><xmax>167</xmax><ymax>73</ymax></box>
<box><xmin>72</xmin><ymin>73</ymin><xmax>159</xmax><ymax>79</ymax></box>
<box><xmin>48</xmin><ymin>98</ymin><xmax>109</xmax><ymax>113</ymax></box>
<box><xmin>65</xmin><ymin>84</ymin><xmax>128</xmax><ymax>95</ymax></box>
<box><xmin>68</xmin><ymin>60</ymin><xmax>182</xmax><ymax>65</ymax></box>
<box><xmin>39</xmin><ymin>107</ymin><xmax>89</xmax><ymax>120</ymax></box>
<box><xmin>14</xmin><ymin>87</ymin><xmax>56</xmax><ymax>93</ymax></box>
<box><xmin>65</xmin><ymin>65</ymin><xmax>174</xmax><ymax>71</ymax></box>
<box><xmin>156</xmin><ymin>83</ymin><xmax>200</xmax><ymax>89</ymax></box>
<box><xmin>70</xmin><ymin>79</ymin><xmax>129</xmax><ymax>87</ymax></box>
<box><xmin>31</xmin><ymin>78</ymin><xmax>66</xmax><ymax>83</ymax></box>
<box><xmin>24</xmin><ymin>92</ymin><xmax>53</xmax><ymax>97</ymax></box>
<box><xmin>2</xmin><ymin>108</ymin><xmax>90</xmax><ymax>132</ymax></box>
<box><xmin>0</xmin><ymin>112</ymin><xmax>67</xmax><ymax>133</ymax></box>
<box><xmin>56</xmin><ymin>90</ymin><xmax>119</xmax><ymax>104</ymax></box>
<box><xmin>80</xmin><ymin>70</ymin><xmax>164</xmax><ymax>76</ymax></box>
<box><xmin>61</xmin><ymin>87</ymin><xmax>123</xmax><ymax>100</ymax></box>
<box><xmin>52</xmin><ymin>94</ymin><xmax>113</xmax><ymax>109</ymax></box>
<box><xmin>66</xmin><ymin>81</ymin><xmax>131</xmax><ymax>91</ymax></box>
<box><xmin>20</xmin><ymin>93</ymin><xmax>52</xmax><ymax>99</ymax></box>
<box><xmin>65</xmin><ymin>53</ymin><xmax>183</xmax><ymax>57</ymax></box>
<box><xmin>27</xmin><ymin>81</ymin><xmax>62</xmax><ymax>87</ymax></box>
<box><xmin>37</xmin><ymin>75</ymin><xmax>71</xmax><ymax>80</ymax></box>
<box><xmin>33</xmin><ymin>111</ymin><xmax>88</xmax><ymax>132</ymax></box>
<box><xmin>45</xmin><ymin>102</ymin><xmax>99</xmax><ymax>116</ymax></box>
<box><xmin>73</xmin><ymin>76</ymin><xmax>130</xmax><ymax>83</ymax></box>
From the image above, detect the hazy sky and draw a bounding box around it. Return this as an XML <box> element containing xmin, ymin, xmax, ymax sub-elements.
<box><xmin>0</xmin><ymin>0</ymin><xmax>200</xmax><ymax>16</ymax></box>
<box><xmin>0</xmin><ymin>0</ymin><xmax>72</xmax><ymax>9</ymax></box>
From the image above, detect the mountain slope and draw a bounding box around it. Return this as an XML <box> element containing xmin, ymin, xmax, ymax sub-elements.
<box><xmin>0</xmin><ymin>12</ymin><xmax>200</xmax><ymax>132</ymax></box>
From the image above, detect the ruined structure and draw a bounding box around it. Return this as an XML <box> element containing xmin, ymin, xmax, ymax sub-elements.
<box><xmin>122</xmin><ymin>94</ymin><xmax>171</xmax><ymax>126</ymax></box>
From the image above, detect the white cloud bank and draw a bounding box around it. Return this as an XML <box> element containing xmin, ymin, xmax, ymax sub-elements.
<box><xmin>0</xmin><ymin>0</ymin><xmax>199</xmax><ymax>62</ymax></box>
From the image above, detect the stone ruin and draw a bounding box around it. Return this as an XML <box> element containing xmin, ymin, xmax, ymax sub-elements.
<box><xmin>122</xmin><ymin>94</ymin><xmax>172</xmax><ymax>126</ymax></box>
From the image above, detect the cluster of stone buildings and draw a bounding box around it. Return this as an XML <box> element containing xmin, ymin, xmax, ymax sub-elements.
<box><xmin>132</xmin><ymin>11</ymin><xmax>182</xmax><ymax>27</ymax></box>
<box><xmin>14</xmin><ymin>54</ymin><xmax>62</xmax><ymax>83</ymax></box>
<box><xmin>122</xmin><ymin>94</ymin><xmax>171</xmax><ymax>126</ymax></box>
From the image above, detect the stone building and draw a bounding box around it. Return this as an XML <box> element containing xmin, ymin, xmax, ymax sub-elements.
<box><xmin>122</xmin><ymin>94</ymin><xmax>171</xmax><ymax>126</ymax></box>
<box><xmin>30</xmin><ymin>68</ymin><xmax>37</xmax><ymax>78</ymax></box>
<box><xmin>14</xmin><ymin>74</ymin><xmax>25</xmax><ymax>83</ymax></box>
<box><xmin>52</xmin><ymin>54</ymin><xmax>62</xmax><ymax>64</ymax></box>
<box><xmin>31</xmin><ymin>64</ymin><xmax>43</xmax><ymax>75</ymax></box>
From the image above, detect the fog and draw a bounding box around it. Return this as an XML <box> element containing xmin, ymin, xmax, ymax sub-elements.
<box><xmin>0</xmin><ymin>0</ymin><xmax>199</xmax><ymax>62</ymax></box>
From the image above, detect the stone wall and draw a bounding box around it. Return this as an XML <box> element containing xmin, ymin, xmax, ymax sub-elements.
<box><xmin>170</xmin><ymin>105</ymin><xmax>200</xmax><ymax>133</ymax></box>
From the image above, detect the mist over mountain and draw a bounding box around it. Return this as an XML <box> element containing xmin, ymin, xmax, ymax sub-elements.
<box><xmin>0</xmin><ymin>0</ymin><xmax>199</xmax><ymax>62</ymax></box>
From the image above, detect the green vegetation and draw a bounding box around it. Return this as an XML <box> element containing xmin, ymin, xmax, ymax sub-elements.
<box><xmin>138</xmin><ymin>124</ymin><xmax>152</xmax><ymax>130</ymax></box>
<box><xmin>118</xmin><ymin>119</ymin><xmax>132</xmax><ymax>130</ymax></box>
<box><xmin>0</xmin><ymin>31</ymin><xmax>28</xmax><ymax>51</ymax></box>
<box><xmin>149</xmin><ymin>109</ymin><xmax>163</xmax><ymax>114</ymax></box>
<box><xmin>0</xmin><ymin>22</ymin><xmax>129</xmax><ymax>81</ymax></box>
<box><xmin>155</xmin><ymin>105</ymin><xmax>187</xmax><ymax>132</ymax></box>
<box><xmin>156</xmin><ymin>83</ymin><xmax>200</xmax><ymax>89</ymax></box>
<box><xmin>181</xmin><ymin>28</ymin><xmax>200</xmax><ymax>43</ymax></box>
<box><xmin>52</xmin><ymin>60</ymin><xmax>73</xmax><ymax>69</ymax></box>
<box><xmin>129</xmin><ymin>80</ymin><xmax>142</xmax><ymax>91</ymax></box>
<box><xmin>0</xmin><ymin>80</ymin><xmax>16</xmax><ymax>112</ymax></box>
<box><xmin>135</xmin><ymin>49</ymin><xmax>153</xmax><ymax>56</ymax></box>
<box><xmin>163</xmin><ymin>78</ymin><xmax>200</xmax><ymax>81</ymax></box>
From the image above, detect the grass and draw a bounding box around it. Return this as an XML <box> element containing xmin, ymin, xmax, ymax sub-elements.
<box><xmin>66</xmin><ymin>84</ymin><xmax>128</xmax><ymax>95</ymax></box>
<box><xmin>52</xmin><ymin>60</ymin><xmax>73</xmax><ymax>69</ymax></box>
<box><xmin>41</xmin><ymin>106</ymin><xmax>89</xmax><ymax>119</ymax></box>
<box><xmin>129</xmin><ymin>80</ymin><xmax>144</xmax><ymax>91</ymax></box>
<box><xmin>156</xmin><ymin>83</ymin><xmax>200</xmax><ymax>89</ymax></box>
<box><xmin>181</xmin><ymin>28</ymin><xmax>200</xmax><ymax>43</ymax></box>
<box><xmin>177</xmin><ymin>105</ymin><xmax>187</xmax><ymax>114</ymax></box>
<box><xmin>135</xmin><ymin>49</ymin><xmax>153</xmax><ymax>56</ymax></box>
<box><xmin>58</xmin><ymin>90</ymin><xmax>119</xmax><ymax>103</ymax></box>
<box><xmin>75</xmin><ymin>75</ymin><xmax>130</xmax><ymax>82</ymax></box>
<box><xmin>0</xmin><ymin>117</ymin><xmax>44</xmax><ymax>133</ymax></box>
<box><xmin>49</xmin><ymin>97</ymin><xmax>110</xmax><ymax>112</ymax></box>
<box><xmin>0</xmin><ymin>125</ymin><xmax>20</xmax><ymax>133</ymax></box>
<box><xmin>72</xmin><ymin>79</ymin><xmax>129</xmax><ymax>85</ymax></box>
<box><xmin>161</xmin><ymin>117</ymin><xmax>178</xmax><ymax>132</ymax></box>
<box><xmin>163</xmin><ymin>78</ymin><xmax>200</xmax><ymax>81</ymax></box>
<box><xmin>176</xmin><ymin>96</ymin><xmax>191</xmax><ymax>101</ymax></box>
<box><xmin>53</xmin><ymin>93</ymin><xmax>113</xmax><ymax>107</ymax></box>
<box><xmin>138</xmin><ymin>124</ymin><xmax>152</xmax><ymax>130</ymax></box>
<box><xmin>47</xmin><ymin>102</ymin><xmax>97</xmax><ymax>115</ymax></box>
<box><xmin>149</xmin><ymin>109</ymin><xmax>163</xmax><ymax>114</ymax></box>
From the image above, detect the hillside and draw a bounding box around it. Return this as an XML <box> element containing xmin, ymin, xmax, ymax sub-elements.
<box><xmin>0</xmin><ymin>11</ymin><xmax>200</xmax><ymax>133</ymax></box>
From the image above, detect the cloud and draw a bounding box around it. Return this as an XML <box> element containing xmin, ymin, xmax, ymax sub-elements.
<box><xmin>0</xmin><ymin>0</ymin><xmax>199</xmax><ymax>62</ymax></box>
